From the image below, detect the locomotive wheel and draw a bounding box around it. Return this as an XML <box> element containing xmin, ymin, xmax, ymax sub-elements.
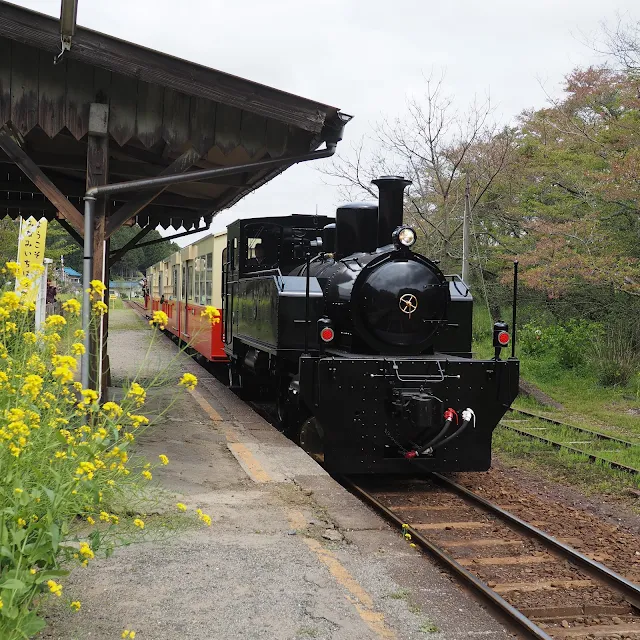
<box><xmin>298</xmin><ymin>417</ymin><xmax>325</xmax><ymax>463</ymax></box>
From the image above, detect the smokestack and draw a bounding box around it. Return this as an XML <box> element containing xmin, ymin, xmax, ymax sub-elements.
<box><xmin>372</xmin><ymin>176</ymin><xmax>412</xmax><ymax>247</ymax></box>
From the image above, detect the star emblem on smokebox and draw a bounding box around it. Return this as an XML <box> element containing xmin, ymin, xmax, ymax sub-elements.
<box><xmin>399</xmin><ymin>293</ymin><xmax>418</xmax><ymax>316</ymax></box>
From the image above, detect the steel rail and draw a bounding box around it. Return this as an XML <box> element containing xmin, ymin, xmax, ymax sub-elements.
<box><xmin>431</xmin><ymin>473</ymin><xmax>640</xmax><ymax>609</ymax></box>
<box><xmin>508</xmin><ymin>407</ymin><xmax>637</xmax><ymax>448</ymax></box>
<box><xmin>343</xmin><ymin>477</ymin><xmax>553</xmax><ymax>640</ymax></box>
<box><xmin>500</xmin><ymin>422</ymin><xmax>640</xmax><ymax>475</ymax></box>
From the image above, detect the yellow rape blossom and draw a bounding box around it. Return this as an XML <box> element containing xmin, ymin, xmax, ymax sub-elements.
<box><xmin>47</xmin><ymin>580</ymin><xmax>63</xmax><ymax>597</ymax></box>
<box><xmin>71</xmin><ymin>601</ymin><xmax>81</xmax><ymax>611</ymax></box>
<box><xmin>74</xmin><ymin>329</ymin><xmax>85</xmax><ymax>340</ymax></box>
<box><xmin>53</xmin><ymin>366</ymin><xmax>74</xmax><ymax>385</ymax></box>
<box><xmin>0</xmin><ymin>291</ymin><xmax>20</xmax><ymax>311</ymax></box>
<box><xmin>196</xmin><ymin>508</ymin><xmax>212</xmax><ymax>526</ymax></box>
<box><xmin>79</xmin><ymin>542</ymin><xmax>94</xmax><ymax>559</ymax></box>
<box><xmin>22</xmin><ymin>331</ymin><xmax>37</xmax><ymax>344</ymax></box>
<box><xmin>201</xmin><ymin>306</ymin><xmax>221</xmax><ymax>324</ymax></box>
<box><xmin>71</xmin><ymin>342</ymin><xmax>86</xmax><ymax>355</ymax></box>
<box><xmin>79</xmin><ymin>389</ymin><xmax>99</xmax><ymax>406</ymax></box>
<box><xmin>126</xmin><ymin>382</ymin><xmax>146</xmax><ymax>406</ymax></box>
<box><xmin>5</xmin><ymin>261</ymin><xmax>20</xmax><ymax>277</ymax></box>
<box><xmin>178</xmin><ymin>372</ymin><xmax>198</xmax><ymax>391</ymax></box>
<box><xmin>87</xmin><ymin>516</ymin><xmax>95</xmax><ymax>525</ymax></box>
<box><xmin>21</xmin><ymin>374</ymin><xmax>43</xmax><ymax>399</ymax></box>
<box><xmin>159</xmin><ymin>454</ymin><xmax>169</xmax><ymax>465</ymax></box>
<box><xmin>92</xmin><ymin>301</ymin><xmax>108</xmax><ymax>315</ymax></box>
<box><xmin>90</xmin><ymin>280</ymin><xmax>107</xmax><ymax>296</ymax></box>
<box><xmin>52</xmin><ymin>355</ymin><xmax>77</xmax><ymax>370</ymax></box>
<box><xmin>62</xmin><ymin>298</ymin><xmax>81</xmax><ymax>315</ymax></box>
<box><xmin>122</xmin><ymin>631</ymin><xmax>136</xmax><ymax>639</ymax></box>
<box><xmin>128</xmin><ymin>414</ymin><xmax>149</xmax><ymax>429</ymax></box>
<box><xmin>176</xmin><ymin>503</ymin><xmax>187</xmax><ymax>512</ymax></box>
<box><xmin>133</xmin><ymin>518</ymin><xmax>144</xmax><ymax>529</ymax></box>
<box><xmin>142</xmin><ymin>470</ymin><xmax>152</xmax><ymax>481</ymax></box>
<box><xmin>102</xmin><ymin>401</ymin><xmax>123</xmax><ymax>419</ymax></box>
<box><xmin>149</xmin><ymin>310</ymin><xmax>169</xmax><ymax>330</ymax></box>
<box><xmin>45</xmin><ymin>314</ymin><xmax>66</xmax><ymax>329</ymax></box>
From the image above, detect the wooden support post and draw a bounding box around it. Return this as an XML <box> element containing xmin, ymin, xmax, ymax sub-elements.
<box><xmin>86</xmin><ymin>103</ymin><xmax>109</xmax><ymax>395</ymax></box>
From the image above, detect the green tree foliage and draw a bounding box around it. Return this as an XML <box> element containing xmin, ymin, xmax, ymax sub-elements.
<box><xmin>109</xmin><ymin>226</ymin><xmax>179</xmax><ymax>279</ymax></box>
<box><xmin>39</xmin><ymin>222</ymin><xmax>178</xmax><ymax>280</ymax></box>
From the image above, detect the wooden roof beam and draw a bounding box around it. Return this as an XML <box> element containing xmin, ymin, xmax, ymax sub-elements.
<box><xmin>105</xmin><ymin>147</ymin><xmax>201</xmax><ymax>238</ymax></box>
<box><xmin>0</xmin><ymin>128</ymin><xmax>84</xmax><ymax>233</ymax></box>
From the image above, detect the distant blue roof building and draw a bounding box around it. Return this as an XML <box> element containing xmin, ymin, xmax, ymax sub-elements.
<box><xmin>63</xmin><ymin>267</ymin><xmax>81</xmax><ymax>277</ymax></box>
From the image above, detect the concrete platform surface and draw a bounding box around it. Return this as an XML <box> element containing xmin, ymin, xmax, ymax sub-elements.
<box><xmin>43</xmin><ymin>307</ymin><xmax>511</xmax><ymax>640</ymax></box>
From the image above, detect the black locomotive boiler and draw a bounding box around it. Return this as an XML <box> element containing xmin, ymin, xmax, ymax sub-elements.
<box><xmin>221</xmin><ymin>176</ymin><xmax>519</xmax><ymax>474</ymax></box>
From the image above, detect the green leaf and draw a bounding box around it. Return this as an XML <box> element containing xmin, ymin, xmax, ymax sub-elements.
<box><xmin>0</xmin><ymin>578</ymin><xmax>25</xmax><ymax>590</ymax></box>
<box><xmin>48</xmin><ymin>523</ymin><xmax>60</xmax><ymax>552</ymax></box>
<box><xmin>18</xmin><ymin>612</ymin><xmax>47</xmax><ymax>637</ymax></box>
<box><xmin>35</xmin><ymin>569</ymin><xmax>69</xmax><ymax>584</ymax></box>
<box><xmin>0</xmin><ymin>546</ymin><xmax>15</xmax><ymax>560</ymax></box>
<box><xmin>90</xmin><ymin>530</ymin><xmax>101</xmax><ymax>550</ymax></box>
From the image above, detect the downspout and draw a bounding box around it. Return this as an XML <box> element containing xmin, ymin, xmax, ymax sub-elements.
<box><xmin>81</xmin><ymin>196</ymin><xmax>95</xmax><ymax>389</ymax></box>
<box><xmin>80</xmin><ymin>112</ymin><xmax>349</xmax><ymax>386</ymax></box>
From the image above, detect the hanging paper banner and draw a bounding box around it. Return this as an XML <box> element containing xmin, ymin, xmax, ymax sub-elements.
<box><xmin>16</xmin><ymin>216</ymin><xmax>48</xmax><ymax>303</ymax></box>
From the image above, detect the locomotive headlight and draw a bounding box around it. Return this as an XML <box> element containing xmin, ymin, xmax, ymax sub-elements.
<box><xmin>393</xmin><ymin>225</ymin><xmax>417</xmax><ymax>248</ymax></box>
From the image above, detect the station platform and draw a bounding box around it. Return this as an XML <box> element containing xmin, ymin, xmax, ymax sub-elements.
<box><xmin>43</xmin><ymin>306</ymin><xmax>511</xmax><ymax>640</ymax></box>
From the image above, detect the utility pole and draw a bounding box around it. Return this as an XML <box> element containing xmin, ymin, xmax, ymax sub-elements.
<box><xmin>462</xmin><ymin>172</ymin><xmax>471</xmax><ymax>284</ymax></box>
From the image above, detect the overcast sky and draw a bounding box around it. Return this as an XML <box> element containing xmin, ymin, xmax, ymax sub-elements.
<box><xmin>14</xmin><ymin>0</ymin><xmax>640</xmax><ymax>245</ymax></box>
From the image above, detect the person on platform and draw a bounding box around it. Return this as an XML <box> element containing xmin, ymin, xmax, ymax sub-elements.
<box><xmin>46</xmin><ymin>279</ymin><xmax>57</xmax><ymax>304</ymax></box>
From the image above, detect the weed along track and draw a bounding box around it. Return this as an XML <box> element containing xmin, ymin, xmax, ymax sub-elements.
<box><xmin>345</xmin><ymin>474</ymin><xmax>640</xmax><ymax>639</ymax></box>
<box><xmin>500</xmin><ymin>408</ymin><xmax>640</xmax><ymax>475</ymax></box>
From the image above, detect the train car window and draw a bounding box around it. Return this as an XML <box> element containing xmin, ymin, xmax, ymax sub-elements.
<box><xmin>233</xmin><ymin>238</ymin><xmax>238</xmax><ymax>271</ymax></box>
<box><xmin>243</xmin><ymin>223</ymin><xmax>282</xmax><ymax>272</ymax></box>
<box><xmin>194</xmin><ymin>258</ymin><xmax>201</xmax><ymax>305</ymax></box>
<box><xmin>205</xmin><ymin>253</ymin><xmax>213</xmax><ymax>305</ymax></box>
<box><xmin>187</xmin><ymin>262</ymin><xmax>194</xmax><ymax>302</ymax></box>
<box><xmin>181</xmin><ymin>265</ymin><xmax>186</xmax><ymax>300</ymax></box>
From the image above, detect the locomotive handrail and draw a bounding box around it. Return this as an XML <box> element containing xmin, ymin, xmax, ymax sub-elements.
<box><xmin>445</xmin><ymin>274</ymin><xmax>470</xmax><ymax>297</ymax></box>
<box><xmin>391</xmin><ymin>360</ymin><xmax>445</xmax><ymax>382</ymax></box>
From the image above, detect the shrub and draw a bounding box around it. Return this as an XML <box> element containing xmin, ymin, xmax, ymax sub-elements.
<box><xmin>519</xmin><ymin>323</ymin><xmax>549</xmax><ymax>356</ymax></box>
<box><xmin>0</xmin><ymin>273</ymin><xmax>211</xmax><ymax>639</ymax></box>
<box><xmin>548</xmin><ymin>319</ymin><xmax>602</xmax><ymax>369</ymax></box>
<box><xmin>591</xmin><ymin>323</ymin><xmax>639</xmax><ymax>387</ymax></box>
<box><xmin>519</xmin><ymin>319</ymin><xmax>602</xmax><ymax>369</ymax></box>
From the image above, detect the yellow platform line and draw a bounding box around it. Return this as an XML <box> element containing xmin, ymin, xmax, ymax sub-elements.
<box><xmin>190</xmin><ymin>387</ymin><xmax>272</xmax><ymax>483</ymax></box>
<box><xmin>289</xmin><ymin>511</ymin><xmax>396</xmax><ymax>639</ymax></box>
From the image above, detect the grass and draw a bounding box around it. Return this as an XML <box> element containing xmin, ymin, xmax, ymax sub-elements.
<box><xmin>472</xmin><ymin>306</ymin><xmax>640</xmax><ymax>498</ymax></box>
<box><xmin>492</xmin><ymin>426</ymin><xmax>640</xmax><ymax>496</ymax></box>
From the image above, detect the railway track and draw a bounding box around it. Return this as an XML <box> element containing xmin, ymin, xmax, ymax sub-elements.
<box><xmin>346</xmin><ymin>474</ymin><xmax>640</xmax><ymax>640</ymax></box>
<box><xmin>500</xmin><ymin>408</ymin><xmax>640</xmax><ymax>475</ymax></box>
<box><xmin>128</xmin><ymin>300</ymin><xmax>640</xmax><ymax>636</ymax></box>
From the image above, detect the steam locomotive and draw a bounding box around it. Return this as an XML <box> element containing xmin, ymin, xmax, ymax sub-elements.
<box><xmin>222</xmin><ymin>176</ymin><xmax>519</xmax><ymax>474</ymax></box>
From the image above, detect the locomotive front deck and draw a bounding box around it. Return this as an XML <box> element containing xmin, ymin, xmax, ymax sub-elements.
<box><xmin>300</xmin><ymin>353</ymin><xmax>520</xmax><ymax>474</ymax></box>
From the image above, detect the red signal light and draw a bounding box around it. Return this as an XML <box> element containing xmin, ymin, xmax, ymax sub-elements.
<box><xmin>497</xmin><ymin>330</ymin><xmax>510</xmax><ymax>346</ymax></box>
<box><xmin>320</xmin><ymin>327</ymin><xmax>335</xmax><ymax>343</ymax></box>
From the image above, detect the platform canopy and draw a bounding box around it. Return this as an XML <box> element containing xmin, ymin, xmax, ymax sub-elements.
<box><xmin>0</xmin><ymin>0</ymin><xmax>346</xmax><ymax>238</ymax></box>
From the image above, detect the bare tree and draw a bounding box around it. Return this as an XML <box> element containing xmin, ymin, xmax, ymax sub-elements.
<box><xmin>322</xmin><ymin>75</ymin><xmax>515</xmax><ymax>268</ymax></box>
<box><xmin>597</xmin><ymin>15</ymin><xmax>640</xmax><ymax>73</ymax></box>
